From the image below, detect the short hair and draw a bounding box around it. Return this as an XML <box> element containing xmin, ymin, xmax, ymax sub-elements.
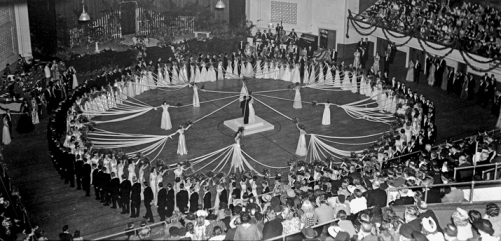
<box><xmin>158</xmin><ymin>182</ymin><xmax>164</xmax><ymax>188</ymax></box>
<box><xmin>62</xmin><ymin>225</ymin><xmax>69</xmax><ymax>232</ymax></box>
<box><xmin>180</xmin><ymin>183</ymin><xmax>184</xmax><ymax>189</ymax></box>
<box><xmin>213</xmin><ymin>226</ymin><xmax>222</xmax><ymax>236</ymax></box>
<box><xmin>337</xmin><ymin>210</ymin><xmax>347</xmax><ymax>220</ymax></box>
<box><xmin>241</xmin><ymin>212</ymin><xmax>251</xmax><ymax>223</ymax></box>
<box><xmin>468</xmin><ymin>210</ymin><xmax>482</xmax><ymax>222</ymax></box>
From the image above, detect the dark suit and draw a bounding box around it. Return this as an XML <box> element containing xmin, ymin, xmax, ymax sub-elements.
<box><xmin>157</xmin><ymin>188</ymin><xmax>167</xmax><ymax>221</ymax></box>
<box><xmin>166</xmin><ymin>189</ymin><xmax>175</xmax><ymax>217</ymax></box>
<box><xmin>92</xmin><ymin>169</ymin><xmax>101</xmax><ymax>200</ymax></box>
<box><xmin>81</xmin><ymin>163</ymin><xmax>91</xmax><ymax>196</ymax></box>
<box><xmin>176</xmin><ymin>190</ymin><xmax>189</xmax><ymax>213</ymax></box>
<box><xmin>110</xmin><ymin>177</ymin><xmax>120</xmax><ymax>208</ymax></box>
<box><xmin>456</xmin><ymin>163</ymin><xmax>473</xmax><ymax>182</ymax></box>
<box><xmin>59</xmin><ymin>232</ymin><xmax>73</xmax><ymax>241</ymax></box>
<box><xmin>203</xmin><ymin>192</ymin><xmax>212</xmax><ymax>210</ymax></box>
<box><xmin>120</xmin><ymin>179</ymin><xmax>131</xmax><ymax>214</ymax></box>
<box><xmin>101</xmin><ymin>172</ymin><xmax>111</xmax><ymax>204</ymax></box>
<box><xmin>74</xmin><ymin>160</ymin><xmax>83</xmax><ymax>190</ymax></box>
<box><xmin>425</xmin><ymin>188</ymin><xmax>442</xmax><ymax>204</ymax></box>
<box><xmin>366</xmin><ymin>189</ymin><xmax>388</xmax><ymax>208</ymax></box>
<box><xmin>143</xmin><ymin>186</ymin><xmax>154</xmax><ymax>221</ymax></box>
<box><xmin>219</xmin><ymin>189</ymin><xmax>228</xmax><ymax>209</ymax></box>
<box><xmin>189</xmin><ymin>192</ymin><xmax>199</xmax><ymax>213</ymax></box>
<box><xmin>131</xmin><ymin>182</ymin><xmax>141</xmax><ymax>218</ymax></box>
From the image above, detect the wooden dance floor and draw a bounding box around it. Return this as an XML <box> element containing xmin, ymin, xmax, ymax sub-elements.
<box><xmin>3</xmin><ymin>55</ymin><xmax>498</xmax><ymax>239</ymax></box>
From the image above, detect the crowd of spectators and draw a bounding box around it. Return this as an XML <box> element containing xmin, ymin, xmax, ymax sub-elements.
<box><xmin>359</xmin><ymin>0</ymin><xmax>501</xmax><ymax>59</ymax></box>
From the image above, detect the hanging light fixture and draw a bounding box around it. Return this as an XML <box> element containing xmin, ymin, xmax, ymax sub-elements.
<box><xmin>79</xmin><ymin>0</ymin><xmax>90</xmax><ymax>22</ymax></box>
<box><xmin>215</xmin><ymin>0</ymin><xmax>225</xmax><ymax>9</ymax></box>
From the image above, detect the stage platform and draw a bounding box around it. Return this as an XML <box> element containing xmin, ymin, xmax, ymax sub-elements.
<box><xmin>223</xmin><ymin>115</ymin><xmax>275</xmax><ymax>135</ymax></box>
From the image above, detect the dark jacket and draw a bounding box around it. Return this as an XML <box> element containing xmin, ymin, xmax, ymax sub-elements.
<box><xmin>120</xmin><ymin>180</ymin><xmax>132</xmax><ymax>200</ymax></box>
<box><xmin>131</xmin><ymin>183</ymin><xmax>142</xmax><ymax>202</ymax></box>
<box><xmin>157</xmin><ymin>188</ymin><xmax>167</xmax><ymax>207</ymax></box>
<box><xmin>143</xmin><ymin>186</ymin><xmax>153</xmax><ymax>205</ymax></box>
<box><xmin>365</xmin><ymin>189</ymin><xmax>388</xmax><ymax>208</ymax></box>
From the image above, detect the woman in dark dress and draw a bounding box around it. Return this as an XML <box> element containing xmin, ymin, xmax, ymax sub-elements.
<box><xmin>16</xmin><ymin>100</ymin><xmax>35</xmax><ymax>134</ymax></box>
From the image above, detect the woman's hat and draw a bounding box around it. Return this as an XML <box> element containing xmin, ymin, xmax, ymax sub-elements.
<box><xmin>262</xmin><ymin>194</ymin><xmax>272</xmax><ymax>202</ymax></box>
<box><xmin>185</xmin><ymin>213</ymin><xmax>196</xmax><ymax>221</ymax></box>
<box><xmin>301</xmin><ymin>227</ymin><xmax>318</xmax><ymax>238</ymax></box>
<box><xmin>472</xmin><ymin>219</ymin><xmax>494</xmax><ymax>236</ymax></box>
<box><xmin>206</xmin><ymin>213</ymin><xmax>217</xmax><ymax>220</ymax></box>
<box><xmin>335</xmin><ymin>232</ymin><xmax>350</xmax><ymax>241</ymax></box>
<box><xmin>196</xmin><ymin>210</ymin><xmax>208</xmax><ymax>217</ymax></box>
<box><xmin>443</xmin><ymin>223</ymin><xmax>458</xmax><ymax>238</ymax></box>
<box><xmin>328</xmin><ymin>226</ymin><xmax>343</xmax><ymax>238</ymax></box>
<box><xmin>399</xmin><ymin>223</ymin><xmax>414</xmax><ymax>239</ymax></box>
<box><xmin>422</xmin><ymin>217</ymin><xmax>437</xmax><ymax>233</ymax></box>
<box><xmin>287</xmin><ymin>189</ymin><xmax>296</xmax><ymax>198</ymax></box>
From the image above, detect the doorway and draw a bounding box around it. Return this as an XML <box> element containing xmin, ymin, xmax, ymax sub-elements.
<box><xmin>319</xmin><ymin>29</ymin><xmax>336</xmax><ymax>49</ymax></box>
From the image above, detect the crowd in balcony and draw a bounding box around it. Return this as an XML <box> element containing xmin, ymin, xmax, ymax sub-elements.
<box><xmin>359</xmin><ymin>0</ymin><xmax>501</xmax><ymax>59</ymax></box>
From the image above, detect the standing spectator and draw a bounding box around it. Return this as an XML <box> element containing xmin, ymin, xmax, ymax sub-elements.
<box><xmin>59</xmin><ymin>225</ymin><xmax>72</xmax><ymax>241</ymax></box>
<box><xmin>365</xmin><ymin>181</ymin><xmax>387</xmax><ymax>208</ymax></box>
<box><xmin>262</xmin><ymin>209</ymin><xmax>283</xmax><ymax>240</ymax></box>
<box><xmin>314</xmin><ymin>196</ymin><xmax>334</xmax><ymax>224</ymax></box>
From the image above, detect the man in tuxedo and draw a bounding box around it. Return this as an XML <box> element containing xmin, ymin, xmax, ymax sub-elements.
<box><xmin>92</xmin><ymin>164</ymin><xmax>101</xmax><ymax>200</ymax></box>
<box><xmin>240</xmin><ymin>95</ymin><xmax>252</xmax><ymax>124</ymax></box>
<box><xmin>166</xmin><ymin>183</ymin><xmax>175</xmax><ymax>217</ymax></box>
<box><xmin>130</xmin><ymin>177</ymin><xmax>141</xmax><ymax>218</ymax></box>
<box><xmin>176</xmin><ymin>183</ymin><xmax>189</xmax><ymax>213</ymax></box>
<box><xmin>110</xmin><ymin>172</ymin><xmax>120</xmax><ymax>209</ymax></box>
<box><xmin>203</xmin><ymin>186</ymin><xmax>212</xmax><ymax>210</ymax></box>
<box><xmin>447</xmin><ymin>68</ymin><xmax>455</xmax><ymax>94</ymax></box>
<box><xmin>120</xmin><ymin>175</ymin><xmax>131</xmax><ymax>214</ymax></box>
<box><xmin>157</xmin><ymin>182</ymin><xmax>167</xmax><ymax>221</ymax></box>
<box><xmin>142</xmin><ymin>181</ymin><xmax>154</xmax><ymax>222</ymax></box>
<box><xmin>219</xmin><ymin>184</ymin><xmax>228</xmax><ymax>209</ymax></box>
<box><xmin>392</xmin><ymin>188</ymin><xmax>414</xmax><ymax>205</ymax></box>
<box><xmin>414</xmin><ymin>58</ymin><xmax>421</xmax><ymax>83</ymax></box>
<box><xmin>81</xmin><ymin>160</ymin><xmax>91</xmax><ymax>196</ymax></box>
<box><xmin>101</xmin><ymin>167</ymin><xmax>111</xmax><ymax>205</ymax></box>
<box><xmin>74</xmin><ymin>157</ymin><xmax>83</xmax><ymax>190</ymax></box>
<box><xmin>189</xmin><ymin>187</ymin><xmax>199</xmax><ymax>213</ymax></box>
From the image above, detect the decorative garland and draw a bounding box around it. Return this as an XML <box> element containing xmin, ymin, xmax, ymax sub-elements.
<box><xmin>347</xmin><ymin>11</ymin><xmax>501</xmax><ymax>73</ymax></box>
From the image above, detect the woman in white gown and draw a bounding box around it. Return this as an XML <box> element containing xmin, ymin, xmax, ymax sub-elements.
<box><xmin>318</xmin><ymin>62</ymin><xmax>325</xmax><ymax>84</ymax></box>
<box><xmin>149</xmin><ymin>167</ymin><xmax>158</xmax><ymax>205</ymax></box>
<box><xmin>225</xmin><ymin>61</ymin><xmax>233</xmax><ymax>79</ymax></box>
<box><xmin>231</xmin><ymin>129</ymin><xmax>244</xmax><ymax>172</ymax></box>
<box><xmin>263</xmin><ymin>61</ymin><xmax>270</xmax><ymax>79</ymax></box>
<box><xmin>255</xmin><ymin>59</ymin><xmax>262</xmax><ymax>79</ymax></box>
<box><xmin>248</xmin><ymin>95</ymin><xmax>256</xmax><ymax>124</ymax></box>
<box><xmin>334</xmin><ymin>69</ymin><xmax>341</xmax><ymax>87</ymax></box>
<box><xmin>127</xmin><ymin>159</ymin><xmax>136</xmax><ymax>181</ymax></box>
<box><xmin>325</xmin><ymin>63</ymin><xmax>333</xmax><ymax>85</ymax></box>
<box><xmin>320</xmin><ymin>100</ymin><xmax>333</xmax><ymax>125</ymax></box>
<box><xmin>217</xmin><ymin>61</ymin><xmax>224</xmax><ymax>80</ymax></box>
<box><xmin>282</xmin><ymin>63</ymin><xmax>291</xmax><ymax>82</ymax></box>
<box><xmin>291</xmin><ymin>63</ymin><xmax>301</xmax><ymax>84</ymax></box>
<box><xmin>273</xmin><ymin>61</ymin><xmax>280</xmax><ymax>80</ymax></box>
<box><xmin>191</xmin><ymin>83</ymin><xmax>200</xmax><ymax>107</ymax></box>
<box><xmin>293</xmin><ymin>83</ymin><xmax>302</xmax><ymax>109</ymax></box>
<box><xmin>194</xmin><ymin>64</ymin><xmax>202</xmax><ymax>83</ymax></box>
<box><xmin>342</xmin><ymin>70</ymin><xmax>351</xmax><ymax>90</ymax></box>
<box><xmin>2</xmin><ymin>116</ymin><xmax>11</xmax><ymax>145</ymax></box>
<box><xmin>351</xmin><ymin>70</ymin><xmax>358</xmax><ymax>93</ymax></box>
<box><xmin>139</xmin><ymin>163</ymin><xmax>148</xmax><ymax>200</ymax></box>
<box><xmin>70</xmin><ymin>66</ymin><xmax>78</xmax><ymax>89</ymax></box>
<box><xmin>208</xmin><ymin>63</ymin><xmax>217</xmax><ymax>82</ymax></box>
<box><xmin>201</xmin><ymin>62</ymin><xmax>209</xmax><ymax>82</ymax></box>
<box><xmin>172</xmin><ymin>124</ymin><xmax>192</xmax><ymax>155</ymax></box>
<box><xmin>160</xmin><ymin>101</ymin><xmax>173</xmax><ymax>130</ymax></box>
<box><xmin>295</xmin><ymin>123</ymin><xmax>307</xmax><ymax>156</ymax></box>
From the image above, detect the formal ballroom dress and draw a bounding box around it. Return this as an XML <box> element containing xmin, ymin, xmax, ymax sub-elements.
<box><xmin>427</xmin><ymin>64</ymin><xmax>436</xmax><ymax>86</ymax></box>
<box><xmin>342</xmin><ymin>71</ymin><xmax>351</xmax><ymax>90</ymax></box>
<box><xmin>2</xmin><ymin>117</ymin><xmax>11</xmax><ymax>145</ymax></box>
<box><xmin>406</xmin><ymin>60</ymin><xmax>415</xmax><ymax>82</ymax></box>
<box><xmin>192</xmin><ymin>84</ymin><xmax>200</xmax><ymax>107</ymax></box>
<box><xmin>177</xmin><ymin>127</ymin><xmax>188</xmax><ymax>155</ymax></box>
<box><xmin>333</xmin><ymin>70</ymin><xmax>341</xmax><ymax>87</ymax></box>
<box><xmin>225</xmin><ymin>62</ymin><xmax>233</xmax><ymax>79</ymax></box>
<box><xmin>296</xmin><ymin>129</ymin><xmax>307</xmax><ymax>156</ymax></box>
<box><xmin>322</xmin><ymin>103</ymin><xmax>332</xmax><ymax>125</ymax></box>
<box><xmin>291</xmin><ymin>64</ymin><xmax>301</xmax><ymax>84</ymax></box>
<box><xmin>150</xmin><ymin>171</ymin><xmax>158</xmax><ymax>205</ymax></box>
<box><xmin>248</xmin><ymin>98</ymin><xmax>256</xmax><ymax>123</ymax></box>
<box><xmin>160</xmin><ymin>104</ymin><xmax>172</xmax><ymax>130</ymax></box>
<box><xmin>325</xmin><ymin>65</ymin><xmax>333</xmax><ymax>85</ymax></box>
<box><xmin>351</xmin><ymin>72</ymin><xmax>358</xmax><ymax>93</ymax></box>
<box><xmin>293</xmin><ymin>87</ymin><xmax>302</xmax><ymax>109</ymax></box>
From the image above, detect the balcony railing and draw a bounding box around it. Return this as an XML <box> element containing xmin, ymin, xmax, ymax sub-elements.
<box><xmin>454</xmin><ymin>162</ymin><xmax>500</xmax><ymax>181</ymax></box>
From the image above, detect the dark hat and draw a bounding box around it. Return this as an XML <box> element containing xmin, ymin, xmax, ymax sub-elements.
<box><xmin>185</xmin><ymin>213</ymin><xmax>196</xmax><ymax>221</ymax></box>
<box><xmin>206</xmin><ymin>213</ymin><xmax>217</xmax><ymax>220</ymax></box>
<box><xmin>472</xmin><ymin>219</ymin><xmax>494</xmax><ymax>236</ymax></box>
<box><xmin>399</xmin><ymin>223</ymin><xmax>414</xmax><ymax>239</ymax></box>
<box><xmin>335</xmin><ymin>231</ymin><xmax>350</xmax><ymax>241</ymax></box>
<box><xmin>412</xmin><ymin>231</ymin><xmax>429</xmax><ymax>241</ymax></box>
<box><xmin>301</xmin><ymin>227</ymin><xmax>318</xmax><ymax>238</ymax></box>
<box><xmin>178</xmin><ymin>227</ymin><xmax>187</xmax><ymax>236</ymax></box>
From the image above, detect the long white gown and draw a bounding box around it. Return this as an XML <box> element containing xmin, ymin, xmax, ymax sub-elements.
<box><xmin>161</xmin><ymin>104</ymin><xmax>172</xmax><ymax>130</ymax></box>
<box><xmin>2</xmin><ymin>117</ymin><xmax>10</xmax><ymax>145</ymax></box>
<box><xmin>177</xmin><ymin>128</ymin><xmax>188</xmax><ymax>155</ymax></box>
<box><xmin>322</xmin><ymin>103</ymin><xmax>332</xmax><ymax>125</ymax></box>
<box><xmin>296</xmin><ymin>129</ymin><xmax>307</xmax><ymax>156</ymax></box>
<box><xmin>150</xmin><ymin>171</ymin><xmax>158</xmax><ymax>205</ymax></box>
<box><xmin>248</xmin><ymin>98</ymin><xmax>256</xmax><ymax>123</ymax></box>
<box><xmin>293</xmin><ymin>87</ymin><xmax>302</xmax><ymax>109</ymax></box>
<box><xmin>192</xmin><ymin>84</ymin><xmax>200</xmax><ymax>107</ymax></box>
<box><xmin>334</xmin><ymin>70</ymin><xmax>341</xmax><ymax>87</ymax></box>
<box><xmin>231</xmin><ymin>137</ymin><xmax>244</xmax><ymax>172</ymax></box>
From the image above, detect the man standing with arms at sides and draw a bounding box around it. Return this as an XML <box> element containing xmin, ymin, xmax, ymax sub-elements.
<box><xmin>142</xmin><ymin>181</ymin><xmax>154</xmax><ymax>222</ymax></box>
<box><xmin>414</xmin><ymin>57</ymin><xmax>422</xmax><ymax>83</ymax></box>
<box><xmin>92</xmin><ymin>164</ymin><xmax>101</xmax><ymax>200</ymax></box>
<box><xmin>130</xmin><ymin>177</ymin><xmax>141</xmax><ymax>218</ymax></box>
<box><xmin>157</xmin><ymin>182</ymin><xmax>167</xmax><ymax>221</ymax></box>
<box><xmin>81</xmin><ymin>159</ymin><xmax>91</xmax><ymax>197</ymax></box>
<box><xmin>110</xmin><ymin>172</ymin><xmax>120</xmax><ymax>209</ymax></box>
<box><xmin>120</xmin><ymin>174</ymin><xmax>131</xmax><ymax>215</ymax></box>
<box><xmin>166</xmin><ymin>183</ymin><xmax>175</xmax><ymax>218</ymax></box>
